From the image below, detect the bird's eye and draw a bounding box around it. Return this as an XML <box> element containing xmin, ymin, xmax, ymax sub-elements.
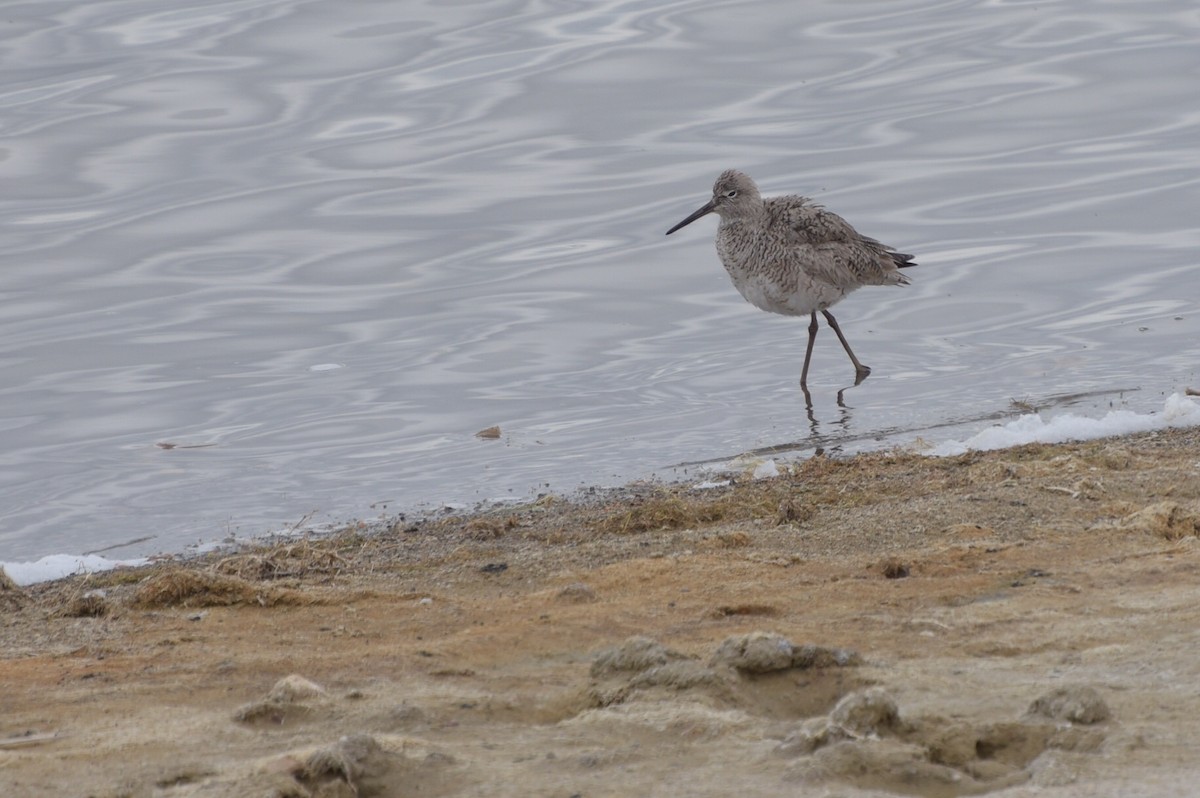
<box><xmin>725</xmin><ymin>189</ymin><xmax>738</xmax><ymax>199</ymax></box>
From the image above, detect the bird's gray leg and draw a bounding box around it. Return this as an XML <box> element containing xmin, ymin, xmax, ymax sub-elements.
<box><xmin>800</xmin><ymin>312</ymin><xmax>819</xmax><ymax>388</ymax></box>
<box><xmin>821</xmin><ymin>310</ymin><xmax>871</xmax><ymax>384</ymax></box>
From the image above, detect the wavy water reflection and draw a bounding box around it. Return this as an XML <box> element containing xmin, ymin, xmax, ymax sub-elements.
<box><xmin>2</xmin><ymin>0</ymin><xmax>1198</xmax><ymax>559</ymax></box>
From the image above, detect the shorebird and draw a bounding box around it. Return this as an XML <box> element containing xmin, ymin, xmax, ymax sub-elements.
<box><xmin>666</xmin><ymin>170</ymin><xmax>916</xmax><ymax>388</ymax></box>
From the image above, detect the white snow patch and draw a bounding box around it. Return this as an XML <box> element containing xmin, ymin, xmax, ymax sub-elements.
<box><xmin>752</xmin><ymin>459</ymin><xmax>780</xmax><ymax>479</ymax></box>
<box><xmin>703</xmin><ymin>455</ymin><xmax>782</xmax><ymax>481</ymax></box>
<box><xmin>928</xmin><ymin>393</ymin><xmax>1200</xmax><ymax>457</ymax></box>
<box><xmin>1</xmin><ymin>554</ymin><xmax>149</xmax><ymax>587</ymax></box>
<box><xmin>693</xmin><ymin>480</ymin><xmax>732</xmax><ymax>490</ymax></box>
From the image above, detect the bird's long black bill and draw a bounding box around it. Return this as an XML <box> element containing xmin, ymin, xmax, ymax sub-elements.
<box><xmin>665</xmin><ymin>200</ymin><xmax>716</xmax><ymax>235</ymax></box>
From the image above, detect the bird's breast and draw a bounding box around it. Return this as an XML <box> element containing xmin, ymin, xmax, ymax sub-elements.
<box><xmin>715</xmin><ymin>228</ymin><xmax>843</xmax><ymax>317</ymax></box>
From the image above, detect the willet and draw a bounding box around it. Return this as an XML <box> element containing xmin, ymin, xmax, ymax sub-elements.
<box><xmin>666</xmin><ymin>170</ymin><xmax>916</xmax><ymax>388</ymax></box>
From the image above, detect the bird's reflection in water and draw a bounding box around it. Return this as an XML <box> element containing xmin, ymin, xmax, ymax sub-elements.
<box><xmin>674</xmin><ymin>375</ymin><xmax>903</xmax><ymax>473</ymax></box>
<box><xmin>799</xmin><ymin>373</ymin><xmax>864</xmax><ymax>438</ymax></box>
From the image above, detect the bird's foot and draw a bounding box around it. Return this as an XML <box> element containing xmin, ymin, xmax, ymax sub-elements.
<box><xmin>853</xmin><ymin>365</ymin><xmax>871</xmax><ymax>386</ymax></box>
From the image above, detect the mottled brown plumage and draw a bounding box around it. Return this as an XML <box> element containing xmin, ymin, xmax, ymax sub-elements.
<box><xmin>666</xmin><ymin>169</ymin><xmax>915</xmax><ymax>387</ymax></box>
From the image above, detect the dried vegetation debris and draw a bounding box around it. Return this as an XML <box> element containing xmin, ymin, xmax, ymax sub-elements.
<box><xmin>212</xmin><ymin>539</ymin><xmax>354</xmax><ymax>581</ymax></box>
<box><xmin>4</xmin><ymin>427</ymin><xmax>1199</xmax><ymax>648</ymax></box>
<box><xmin>1116</xmin><ymin>501</ymin><xmax>1200</xmax><ymax>539</ymax></box>
<box><xmin>0</xmin><ymin>565</ymin><xmax>26</xmax><ymax>609</ymax></box>
<box><xmin>57</xmin><ymin>587</ymin><xmax>111</xmax><ymax>618</ymax></box>
<box><xmin>133</xmin><ymin>568</ymin><xmax>293</xmax><ymax>608</ymax></box>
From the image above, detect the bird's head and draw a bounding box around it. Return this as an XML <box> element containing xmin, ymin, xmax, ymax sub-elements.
<box><xmin>666</xmin><ymin>170</ymin><xmax>762</xmax><ymax>235</ymax></box>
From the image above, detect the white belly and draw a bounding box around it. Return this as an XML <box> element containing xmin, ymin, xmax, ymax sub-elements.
<box><xmin>729</xmin><ymin>271</ymin><xmax>845</xmax><ymax>317</ymax></box>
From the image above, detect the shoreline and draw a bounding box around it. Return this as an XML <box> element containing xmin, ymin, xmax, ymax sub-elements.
<box><xmin>3</xmin><ymin>424</ymin><xmax>1200</xmax><ymax>795</ymax></box>
<box><xmin>5</xmin><ymin>391</ymin><xmax>1198</xmax><ymax>588</ymax></box>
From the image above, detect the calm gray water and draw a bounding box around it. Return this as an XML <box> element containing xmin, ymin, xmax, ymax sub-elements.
<box><xmin>3</xmin><ymin>0</ymin><xmax>1198</xmax><ymax>560</ymax></box>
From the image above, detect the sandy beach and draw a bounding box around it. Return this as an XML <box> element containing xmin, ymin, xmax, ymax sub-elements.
<box><xmin>3</xmin><ymin>426</ymin><xmax>1200</xmax><ymax>797</ymax></box>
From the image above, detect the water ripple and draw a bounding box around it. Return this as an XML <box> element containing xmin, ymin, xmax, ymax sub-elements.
<box><xmin>2</xmin><ymin>0</ymin><xmax>1199</xmax><ymax>559</ymax></box>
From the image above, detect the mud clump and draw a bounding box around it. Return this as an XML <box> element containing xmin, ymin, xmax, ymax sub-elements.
<box><xmin>587</xmin><ymin>636</ymin><xmax>701</xmax><ymax>708</ymax></box>
<box><xmin>780</xmin><ymin>684</ymin><xmax>1113</xmax><ymax>796</ymax></box>
<box><xmin>1028</xmin><ymin>685</ymin><xmax>1111</xmax><ymax>725</ymax></box>
<box><xmin>590</xmin><ymin>636</ymin><xmax>688</xmax><ymax>676</ymax></box>
<box><xmin>794</xmin><ymin>738</ymin><xmax>1015</xmax><ymax>797</ymax></box>
<box><xmin>229</xmin><ymin>734</ymin><xmax>455</xmax><ymax>798</ymax></box>
<box><xmin>585</xmin><ymin>633</ymin><xmax>864</xmax><ymax>719</ymax></box>
<box><xmin>778</xmin><ymin>688</ymin><xmax>901</xmax><ymax>756</ymax></box>
<box><xmin>829</xmin><ymin>686</ymin><xmax>901</xmax><ymax>735</ymax></box>
<box><xmin>710</xmin><ymin>631</ymin><xmax>794</xmax><ymax>673</ymax></box>
<box><xmin>234</xmin><ymin>674</ymin><xmax>331</xmax><ymax>727</ymax></box>
<box><xmin>710</xmin><ymin>632</ymin><xmax>861</xmax><ymax>673</ymax></box>
<box><xmin>299</xmin><ymin>734</ymin><xmax>394</xmax><ymax>797</ymax></box>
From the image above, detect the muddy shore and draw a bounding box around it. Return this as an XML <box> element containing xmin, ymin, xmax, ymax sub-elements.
<box><xmin>3</xmin><ymin>427</ymin><xmax>1200</xmax><ymax>797</ymax></box>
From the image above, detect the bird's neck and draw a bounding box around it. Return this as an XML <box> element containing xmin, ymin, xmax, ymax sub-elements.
<box><xmin>719</xmin><ymin>207</ymin><xmax>764</xmax><ymax>229</ymax></box>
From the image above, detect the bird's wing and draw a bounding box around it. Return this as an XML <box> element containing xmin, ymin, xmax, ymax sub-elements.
<box><xmin>769</xmin><ymin>197</ymin><xmax>911</xmax><ymax>287</ymax></box>
<box><xmin>770</xmin><ymin>197</ymin><xmax>852</xmax><ymax>245</ymax></box>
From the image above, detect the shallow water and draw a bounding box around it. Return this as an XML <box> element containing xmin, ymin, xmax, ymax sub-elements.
<box><xmin>3</xmin><ymin>0</ymin><xmax>1198</xmax><ymax>560</ymax></box>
